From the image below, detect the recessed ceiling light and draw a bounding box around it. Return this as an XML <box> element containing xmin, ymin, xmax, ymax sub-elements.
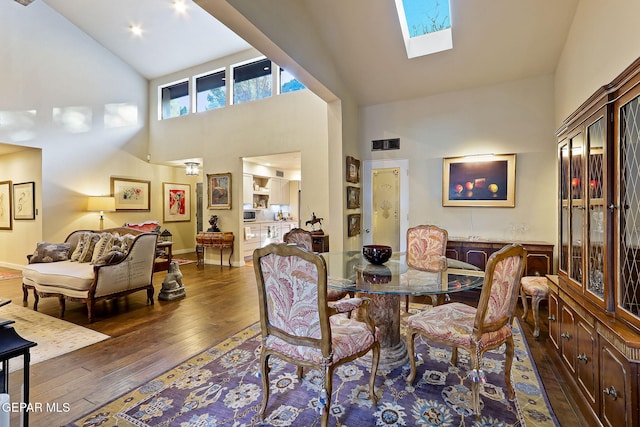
<box><xmin>173</xmin><ymin>0</ymin><xmax>188</xmax><ymax>14</ymax></box>
<box><xmin>129</xmin><ymin>24</ymin><xmax>143</xmax><ymax>37</ymax></box>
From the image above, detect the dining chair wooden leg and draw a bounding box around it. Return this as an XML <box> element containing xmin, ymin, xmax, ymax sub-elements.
<box><xmin>369</xmin><ymin>342</ymin><xmax>380</xmax><ymax>405</ymax></box>
<box><xmin>406</xmin><ymin>331</ymin><xmax>418</xmax><ymax>385</ymax></box>
<box><xmin>259</xmin><ymin>351</ymin><xmax>271</xmax><ymax>419</ymax></box>
<box><xmin>504</xmin><ymin>336</ymin><xmax>516</xmax><ymax>400</ymax></box>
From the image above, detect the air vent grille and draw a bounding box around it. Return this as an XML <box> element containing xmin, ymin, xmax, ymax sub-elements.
<box><xmin>276</xmin><ymin>170</ymin><xmax>284</xmax><ymax>177</ymax></box>
<box><xmin>372</xmin><ymin>138</ymin><xmax>400</xmax><ymax>151</ymax></box>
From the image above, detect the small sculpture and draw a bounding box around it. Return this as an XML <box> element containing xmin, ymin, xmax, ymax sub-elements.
<box><xmin>158</xmin><ymin>261</ymin><xmax>186</xmax><ymax>300</ymax></box>
<box><xmin>305</xmin><ymin>212</ymin><xmax>323</xmax><ymax>232</ymax></box>
<box><xmin>207</xmin><ymin>215</ymin><xmax>220</xmax><ymax>232</ymax></box>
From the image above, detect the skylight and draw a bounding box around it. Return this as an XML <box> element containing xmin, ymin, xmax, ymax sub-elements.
<box><xmin>395</xmin><ymin>0</ymin><xmax>453</xmax><ymax>58</ymax></box>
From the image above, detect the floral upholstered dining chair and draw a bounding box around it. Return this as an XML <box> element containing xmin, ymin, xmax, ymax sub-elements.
<box><xmin>405</xmin><ymin>243</ymin><xmax>527</xmax><ymax>416</ymax></box>
<box><xmin>253</xmin><ymin>243</ymin><xmax>380</xmax><ymax>427</ymax></box>
<box><xmin>283</xmin><ymin>227</ymin><xmax>351</xmax><ymax>301</ymax></box>
<box><xmin>405</xmin><ymin>224</ymin><xmax>449</xmax><ymax>310</ymax></box>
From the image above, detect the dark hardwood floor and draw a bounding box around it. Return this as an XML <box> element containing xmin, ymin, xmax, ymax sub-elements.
<box><xmin>0</xmin><ymin>256</ymin><xmax>585</xmax><ymax>426</ymax></box>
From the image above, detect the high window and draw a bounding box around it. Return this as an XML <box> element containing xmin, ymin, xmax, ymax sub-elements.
<box><xmin>195</xmin><ymin>69</ymin><xmax>226</xmax><ymax>112</ymax></box>
<box><xmin>232</xmin><ymin>58</ymin><xmax>272</xmax><ymax>104</ymax></box>
<box><xmin>280</xmin><ymin>68</ymin><xmax>305</xmax><ymax>94</ymax></box>
<box><xmin>395</xmin><ymin>0</ymin><xmax>452</xmax><ymax>58</ymax></box>
<box><xmin>160</xmin><ymin>80</ymin><xmax>189</xmax><ymax>119</ymax></box>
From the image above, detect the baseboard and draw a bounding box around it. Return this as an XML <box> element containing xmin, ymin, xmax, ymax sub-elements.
<box><xmin>0</xmin><ymin>261</ymin><xmax>24</xmax><ymax>271</ymax></box>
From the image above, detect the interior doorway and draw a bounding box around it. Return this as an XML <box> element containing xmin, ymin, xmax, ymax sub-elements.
<box><xmin>363</xmin><ymin>159</ymin><xmax>409</xmax><ymax>251</ymax></box>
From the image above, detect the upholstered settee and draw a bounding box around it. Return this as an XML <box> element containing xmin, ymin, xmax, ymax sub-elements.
<box><xmin>22</xmin><ymin>227</ymin><xmax>158</xmax><ymax>322</ymax></box>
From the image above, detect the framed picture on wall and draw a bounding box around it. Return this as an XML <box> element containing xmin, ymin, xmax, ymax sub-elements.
<box><xmin>346</xmin><ymin>156</ymin><xmax>361</xmax><ymax>183</ymax></box>
<box><xmin>13</xmin><ymin>181</ymin><xmax>35</xmax><ymax>220</ymax></box>
<box><xmin>207</xmin><ymin>172</ymin><xmax>232</xmax><ymax>209</ymax></box>
<box><xmin>111</xmin><ymin>177</ymin><xmax>151</xmax><ymax>211</ymax></box>
<box><xmin>162</xmin><ymin>182</ymin><xmax>191</xmax><ymax>222</ymax></box>
<box><xmin>346</xmin><ymin>186</ymin><xmax>360</xmax><ymax>209</ymax></box>
<box><xmin>442</xmin><ymin>154</ymin><xmax>516</xmax><ymax>207</ymax></box>
<box><xmin>347</xmin><ymin>213</ymin><xmax>361</xmax><ymax>237</ymax></box>
<box><xmin>0</xmin><ymin>181</ymin><xmax>12</xmax><ymax>230</ymax></box>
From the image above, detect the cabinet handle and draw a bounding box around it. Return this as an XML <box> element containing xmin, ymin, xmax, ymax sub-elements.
<box><xmin>603</xmin><ymin>386</ymin><xmax>618</xmax><ymax>400</ymax></box>
<box><xmin>548</xmin><ymin>315</ymin><xmax>556</xmax><ymax>321</ymax></box>
<box><xmin>561</xmin><ymin>332</ymin><xmax>571</xmax><ymax>340</ymax></box>
<box><xmin>608</xmin><ymin>204</ymin><xmax>618</xmax><ymax>210</ymax></box>
<box><xmin>577</xmin><ymin>353</ymin><xmax>588</xmax><ymax>362</ymax></box>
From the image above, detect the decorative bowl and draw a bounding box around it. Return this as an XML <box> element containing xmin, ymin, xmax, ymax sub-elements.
<box><xmin>362</xmin><ymin>245</ymin><xmax>392</xmax><ymax>265</ymax></box>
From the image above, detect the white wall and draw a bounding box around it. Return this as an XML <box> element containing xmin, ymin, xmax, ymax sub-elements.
<box><xmin>0</xmin><ymin>1</ymin><xmax>195</xmax><ymax>267</ymax></box>
<box><xmin>360</xmin><ymin>75</ymin><xmax>557</xmax><ymax>244</ymax></box>
<box><xmin>148</xmin><ymin>55</ymin><xmax>331</xmax><ymax>263</ymax></box>
<box><xmin>555</xmin><ymin>0</ymin><xmax>640</xmax><ymax>125</ymax></box>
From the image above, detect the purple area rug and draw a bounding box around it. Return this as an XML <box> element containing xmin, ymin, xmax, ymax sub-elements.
<box><xmin>69</xmin><ymin>315</ymin><xmax>557</xmax><ymax>426</ymax></box>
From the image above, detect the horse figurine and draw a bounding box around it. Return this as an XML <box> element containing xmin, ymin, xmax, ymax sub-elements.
<box><xmin>305</xmin><ymin>212</ymin><xmax>323</xmax><ymax>230</ymax></box>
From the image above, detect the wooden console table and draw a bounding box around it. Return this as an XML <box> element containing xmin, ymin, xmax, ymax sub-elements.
<box><xmin>311</xmin><ymin>234</ymin><xmax>329</xmax><ymax>253</ymax></box>
<box><xmin>196</xmin><ymin>232</ymin><xmax>234</xmax><ymax>266</ymax></box>
<box><xmin>446</xmin><ymin>238</ymin><xmax>554</xmax><ymax>276</ymax></box>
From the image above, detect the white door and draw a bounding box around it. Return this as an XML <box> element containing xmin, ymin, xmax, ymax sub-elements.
<box><xmin>363</xmin><ymin>159</ymin><xmax>409</xmax><ymax>251</ymax></box>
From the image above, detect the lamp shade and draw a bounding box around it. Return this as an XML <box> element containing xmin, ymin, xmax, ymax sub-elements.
<box><xmin>87</xmin><ymin>196</ymin><xmax>116</xmax><ymax>212</ymax></box>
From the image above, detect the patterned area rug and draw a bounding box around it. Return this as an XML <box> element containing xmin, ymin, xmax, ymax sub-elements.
<box><xmin>173</xmin><ymin>258</ymin><xmax>196</xmax><ymax>266</ymax></box>
<box><xmin>68</xmin><ymin>306</ymin><xmax>558</xmax><ymax>427</ymax></box>
<box><xmin>1</xmin><ymin>303</ymin><xmax>109</xmax><ymax>372</ymax></box>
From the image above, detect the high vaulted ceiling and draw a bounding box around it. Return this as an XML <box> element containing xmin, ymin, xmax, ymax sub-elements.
<box><xmin>41</xmin><ymin>0</ymin><xmax>580</xmax><ymax>108</ymax></box>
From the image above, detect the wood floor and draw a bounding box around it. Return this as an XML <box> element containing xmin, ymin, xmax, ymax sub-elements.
<box><xmin>0</xmin><ymin>255</ymin><xmax>586</xmax><ymax>426</ymax></box>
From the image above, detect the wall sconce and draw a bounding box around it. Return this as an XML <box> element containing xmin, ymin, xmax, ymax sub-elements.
<box><xmin>87</xmin><ymin>196</ymin><xmax>116</xmax><ymax>230</ymax></box>
<box><xmin>185</xmin><ymin>162</ymin><xmax>200</xmax><ymax>176</ymax></box>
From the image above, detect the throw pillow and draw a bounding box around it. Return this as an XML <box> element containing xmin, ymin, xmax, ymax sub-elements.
<box><xmin>70</xmin><ymin>232</ymin><xmax>91</xmax><ymax>262</ymax></box>
<box><xmin>29</xmin><ymin>242</ymin><xmax>71</xmax><ymax>263</ymax></box>
<box><xmin>91</xmin><ymin>233</ymin><xmax>115</xmax><ymax>264</ymax></box>
<box><xmin>93</xmin><ymin>249</ymin><xmax>126</xmax><ymax>266</ymax></box>
<box><xmin>78</xmin><ymin>233</ymin><xmax>101</xmax><ymax>263</ymax></box>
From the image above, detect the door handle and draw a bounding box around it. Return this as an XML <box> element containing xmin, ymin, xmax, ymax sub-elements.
<box><xmin>364</xmin><ymin>229</ymin><xmax>370</xmax><ymax>233</ymax></box>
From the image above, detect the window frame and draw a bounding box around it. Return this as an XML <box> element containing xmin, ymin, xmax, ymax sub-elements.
<box><xmin>192</xmin><ymin>67</ymin><xmax>227</xmax><ymax>113</ymax></box>
<box><xmin>230</xmin><ymin>56</ymin><xmax>273</xmax><ymax>105</ymax></box>
<box><xmin>158</xmin><ymin>78</ymin><xmax>190</xmax><ymax>120</ymax></box>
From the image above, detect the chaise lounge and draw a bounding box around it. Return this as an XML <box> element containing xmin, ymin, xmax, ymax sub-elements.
<box><xmin>22</xmin><ymin>227</ymin><xmax>158</xmax><ymax>322</ymax></box>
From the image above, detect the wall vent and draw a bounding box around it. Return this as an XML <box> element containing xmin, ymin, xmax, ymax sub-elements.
<box><xmin>275</xmin><ymin>170</ymin><xmax>284</xmax><ymax>177</ymax></box>
<box><xmin>372</xmin><ymin>138</ymin><xmax>400</xmax><ymax>151</ymax></box>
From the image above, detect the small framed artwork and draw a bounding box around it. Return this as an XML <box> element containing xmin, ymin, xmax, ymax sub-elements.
<box><xmin>162</xmin><ymin>182</ymin><xmax>191</xmax><ymax>222</ymax></box>
<box><xmin>207</xmin><ymin>172</ymin><xmax>232</xmax><ymax>209</ymax></box>
<box><xmin>0</xmin><ymin>181</ymin><xmax>12</xmax><ymax>230</ymax></box>
<box><xmin>347</xmin><ymin>213</ymin><xmax>361</xmax><ymax>237</ymax></box>
<box><xmin>346</xmin><ymin>156</ymin><xmax>361</xmax><ymax>184</ymax></box>
<box><xmin>13</xmin><ymin>181</ymin><xmax>35</xmax><ymax>220</ymax></box>
<box><xmin>346</xmin><ymin>186</ymin><xmax>360</xmax><ymax>209</ymax></box>
<box><xmin>442</xmin><ymin>154</ymin><xmax>516</xmax><ymax>207</ymax></box>
<box><xmin>111</xmin><ymin>177</ymin><xmax>151</xmax><ymax>211</ymax></box>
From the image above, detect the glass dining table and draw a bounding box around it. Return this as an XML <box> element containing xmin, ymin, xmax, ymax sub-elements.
<box><xmin>323</xmin><ymin>251</ymin><xmax>485</xmax><ymax>370</ymax></box>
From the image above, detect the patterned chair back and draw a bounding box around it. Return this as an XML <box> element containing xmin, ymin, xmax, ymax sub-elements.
<box><xmin>406</xmin><ymin>225</ymin><xmax>448</xmax><ymax>272</ymax></box>
<box><xmin>474</xmin><ymin>244</ymin><xmax>527</xmax><ymax>335</ymax></box>
<box><xmin>253</xmin><ymin>243</ymin><xmax>330</xmax><ymax>350</ymax></box>
<box><xmin>283</xmin><ymin>228</ymin><xmax>314</xmax><ymax>252</ymax></box>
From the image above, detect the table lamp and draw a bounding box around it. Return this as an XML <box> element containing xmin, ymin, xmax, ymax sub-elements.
<box><xmin>87</xmin><ymin>196</ymin><xmax>116</xmax><ymax>230</ymax></box>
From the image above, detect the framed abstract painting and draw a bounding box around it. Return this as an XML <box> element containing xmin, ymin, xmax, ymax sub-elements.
<box><xmin>207</xmin><ymin>172</ymin><xmax>232</xmax><ymax>209</ymax></box>
<box><xmin>111</xmin><ymin>177</ymin><xmax>151</xmax><ymax>211</ymax></box>
<box><xmin>163</xmin><ymin>182</ymin><xmax>191</xmax><ymax>222</ymax></box>
<box><xmin>13</xmin><ymin>181</ymin><xmax>35</xmax><ymax>220</ymax></box>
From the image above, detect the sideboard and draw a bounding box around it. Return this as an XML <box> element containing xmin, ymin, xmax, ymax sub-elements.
<box><xmin>446</xmin><ymin>238</ymin><xmax>555</xmax><ymax>276</ymax></box>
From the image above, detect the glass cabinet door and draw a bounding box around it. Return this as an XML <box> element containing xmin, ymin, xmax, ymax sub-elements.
<box><xmin>586</xmin><ymin>117</ymin><xmax>605</xmax><ymax>301</ymax></box>
<box><xmin>618</xmin><ymin>93</ymin><xmax>640</xmax><ymax>318</ymax></box>
<box><xmin>559</xmin><ymin>142</ymin><xmax>570</xmax><ymax>274</ymax></box>
<box><xmin>570</xmin><ymin>133</ymin><xmax>585</xmax><ymax>285</ymax></box>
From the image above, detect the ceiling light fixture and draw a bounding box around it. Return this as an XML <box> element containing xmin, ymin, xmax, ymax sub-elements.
<box><xmin>129</xmin><ymin>24</ymin><xmax>143</xmax><ymax>37</ymax></box>
<box><xmin>173</xmin><ymin>0</ymin><xmax>188</xmax><ymax>14</ymax></box>
<box><xmin>185</xmin><ymin>162</ymin><xmax>200</xmax><ymax>176</ymax></box>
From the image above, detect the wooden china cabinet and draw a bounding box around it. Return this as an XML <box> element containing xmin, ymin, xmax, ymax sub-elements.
<box><xmin>552</xmin><ymin>58</ymin><xmax>640</xmax><ymax>427</ymax></box>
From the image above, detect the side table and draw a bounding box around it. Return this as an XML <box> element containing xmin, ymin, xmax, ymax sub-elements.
<box><xmin>195</xmin><ymin>232</ymin><xmax>234</xmax><ymax>266</ymax></box>
<box><xmin>0</xmin><ymin>323</ymin><xmax>37</xmax><ymax>426</ymax></box>
<box><xmin>154</xmin><ymin>241</ymin><xmax>173</xmax><ymax>272</ymax></box>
